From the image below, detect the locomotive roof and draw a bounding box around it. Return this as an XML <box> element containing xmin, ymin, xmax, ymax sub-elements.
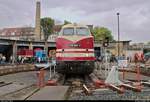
<box><xmin>62</xmin><ymin>24</ymin><xmax>89</xmax><ymax>29</ymax></box>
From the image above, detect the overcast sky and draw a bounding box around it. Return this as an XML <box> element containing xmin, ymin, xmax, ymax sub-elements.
<box><xmin>0</xmin><ymin>0</ymin><xmax>150</xmax><ymax>43</ymax></box>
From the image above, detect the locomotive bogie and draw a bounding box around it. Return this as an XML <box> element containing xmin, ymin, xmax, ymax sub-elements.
<box><xmin>56</xmin><ymin>61</ymin><xmax>94</xmax><ymax>75</ymax></box>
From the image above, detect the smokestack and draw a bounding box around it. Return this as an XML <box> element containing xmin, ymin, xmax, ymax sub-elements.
<box><xmin>34</xmin><ymin>0</ymin><xmax>41</xmax><ymax>40</ymax></box>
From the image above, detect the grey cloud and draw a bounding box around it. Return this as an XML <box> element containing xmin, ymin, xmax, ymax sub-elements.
<box><xmin>42</xmin><ymin>0</ymin><xmax>145</xmax><ymax>14</ymax></box>
<box><xmin>0</xmin><ymin>0</ymin><xmax>150</xmax><ymax>43</ymax></box>
<box><xmin>0</xmin><ymin>0</ymin><xmax>35</xmax><ymax>27</ymax></box>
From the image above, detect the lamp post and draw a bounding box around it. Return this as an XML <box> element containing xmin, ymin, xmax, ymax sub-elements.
<box><xmin>117</xmin><ymin>12</ymin><xmax>120</xmax><ymax>58</ymax></box>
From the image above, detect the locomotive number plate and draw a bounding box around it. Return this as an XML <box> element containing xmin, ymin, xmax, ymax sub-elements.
<box><xmin>69</xmin><ymin>44</ymin><xmax>80</xmax><ymax>47</ymax></box>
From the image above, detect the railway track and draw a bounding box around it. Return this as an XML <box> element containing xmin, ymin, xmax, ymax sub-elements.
<box><xmin>54</xmin><ymin>71</ymin><xmax>150</xmax><ymax>100</ymax></box>
<box><xmin>60</xmin><ymin>74</ymin><xmax>94</xmax><ymax>100</ymax></box>
<box><xmin>0</xmin><ymin>62</ymin><xmax>149</xmax><ymax>100</ymax></box>
<box><xmin>0</xmin><ymin>83</ymin><xmax>39</xmax><ymax>100</ymax></box>
<box><xmin>0</xmin><ymin>71</ymin><xmax>149</xmax><ymax>100</ymax></box>
<box><xmin>0</xmin><ymin>81</ymin><xmax>13</xmax><ymax>87</ymax></box>
<box><xmin>67</xmin><ymin>74</ymin><xmax>150</xmax><ymax>100</ymax></box>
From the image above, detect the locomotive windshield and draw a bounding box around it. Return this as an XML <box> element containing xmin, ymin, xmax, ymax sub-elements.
<box><xmin>62</xmin><ymin>26</ymin><xmax>90</xmax><ymax>36</ymax></box>
<box><xmin>63</xmin><ymin>28</ymin><xmax>74</xmax><ymax>35</ymax></box>
<box><xmin>76</xmin><ymin>27</ymin><xmax>90</xmax><ymax>35</ymax></box>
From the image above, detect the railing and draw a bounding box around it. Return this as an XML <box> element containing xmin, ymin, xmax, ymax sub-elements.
<box><xmin>0</xmin><ymin>36</ymin><xmax>20</xmax><ymax>40</ymax></box>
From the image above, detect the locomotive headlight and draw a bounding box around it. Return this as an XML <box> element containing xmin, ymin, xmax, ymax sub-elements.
<box><xmin>86</xmin><ymin>53</ymin><xmax>89</xmax><ymax>57</ymax></box>
<box><xmin>56</xmin><ymin>53</ymin><xmax>62</xmax><ymax>57</ymax></box>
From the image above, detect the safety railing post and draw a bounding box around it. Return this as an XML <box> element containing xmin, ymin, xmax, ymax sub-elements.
<box><xmin>136</xmin><ymin>64</ymin><xmax>141</xmax><ymax>83</ymax></box>
<box><xmin>123</xmin><ymin>66</ymin><xmax>125</xmax><ymax>80</ymax></box>
<box><xmin>36</xmin><ymin>68</ymin><xmax>45</xmax><ymax>88</ymax></box>
<box><xmin>134</xmin><ymin>63</ymin><xmax>142</xmax><ymax>91</ymax></box>
<box><xmin>49</xmin><ymin>65</ymin><xmax>52</xmax><ymax>80</ymax></box>
<box><xmin>54</xmin><ymin>64</ymin><xmax>56</xmax><ymax>76</ymax></box>
<box><xmin>36</xmin><ymin>70</ymin><xmax>40</xmax><ymax>87</ymax></box>
<box><xmin>40</xmin><ymin>68</ymin><xmax>45</xmax><ymax>88</ymax></box>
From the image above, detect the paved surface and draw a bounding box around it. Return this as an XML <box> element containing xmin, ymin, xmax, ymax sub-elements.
<box><xmin>27</xmin><ymin>86</ymin><xmax>69</xmax><ymax>100</ymax></box>
<box><xmin>0</xmin><ymin>85</ymin><xmax>38</xmax><ymax>100</ymax></box>
<box><xmin>0</xmin><ymin>83</ymin><xmax>28</xmax><ymax>96</ymax></box>
<box><xmin>0</xmin><ymin>70</ymin><xmax>50</xmax><ymax>86</ymax></box>
<box><xmin>0</xmin><ymin>70</ymin><xmax>54</xmax><ymax>100</ymax></box>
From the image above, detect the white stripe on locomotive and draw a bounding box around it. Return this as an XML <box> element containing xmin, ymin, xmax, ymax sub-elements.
<box><xmin>56</xmin><ymin>52</ymin><xmax>94</xmax><ymax>57</ymax></box>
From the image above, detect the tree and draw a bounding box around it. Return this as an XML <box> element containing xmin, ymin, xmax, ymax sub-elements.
<box><xmin>92</xmin><ymin>26</ymin><xmax>113</xmax><ymax>42</ymax></box>
<box><xmin>147</xmin><ymin>41</ymin><xmax>150</xmax><ymax>45</ymax></box>
<box><xmin>63</xmin><ymin>20</ymin><xmax>72</xmax><ymax>25</ymax></box>
<box><xmin>41</xmin><ymin>17</ymin><xmax>55</xmax><ymax>41</ymax></box>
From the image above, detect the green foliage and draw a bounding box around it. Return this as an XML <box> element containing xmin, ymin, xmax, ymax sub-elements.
<box><xmin>63</xmin><ymin>20</ymin><xmax>72</xmax><ymax>25</ymax></box>
<box><xmin>41</xmin><ymin>17</ymin><xmax>55</xmax><ymax>40</ymax></box>
<box><xmin>92</xmin><ymin>26</ymin><xmax>113</xmax><ymax>41</ymax></box>
<box><xmin>147</xmin><ymin>41</ymin><xmax>150</xmax><ymax>45</ymax></box>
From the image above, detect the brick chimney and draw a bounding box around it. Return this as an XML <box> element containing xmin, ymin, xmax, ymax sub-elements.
<box><xmin>34</xmin><ymin>0</ymin><xmax>41</xmax><ymax>40</ymax></box>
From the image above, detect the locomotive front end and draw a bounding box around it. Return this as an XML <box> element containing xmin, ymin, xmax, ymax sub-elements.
<box><xmin>56</xmin><ymin>24</ymin><xmax>95</xmax><ymax>74</ymax></box>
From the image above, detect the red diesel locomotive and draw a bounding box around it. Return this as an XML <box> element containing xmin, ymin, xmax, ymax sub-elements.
<box><xmin>56</xmin><ymin>24</ymin><xmax>95</xmax><ymax>74</ymax></box>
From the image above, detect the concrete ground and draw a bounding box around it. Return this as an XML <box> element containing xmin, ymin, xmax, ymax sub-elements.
<box><xmin>0</xmin><ymin>70</ymin><xmax>51</xmax><ymax>86</ymax></box>
<box><xmin>27</xmin><ymin>86</ymin><xmax>69</xmax><ymax>100</ymax></box>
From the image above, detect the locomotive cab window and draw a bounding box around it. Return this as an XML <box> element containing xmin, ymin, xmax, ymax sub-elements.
<box><xmin>76</xmin><ymin>27</ymin><xmax>90</xmax><ymax>35</ymax></box>
<box><xmin>63</xmin><ymin>28</ymin><xmax>74</xmax><ymax>35</ymax></box>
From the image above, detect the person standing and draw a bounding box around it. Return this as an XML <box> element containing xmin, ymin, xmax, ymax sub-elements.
<box><xmin>10</xmin><ymin>55</ymin><xmax>13</xmax><ymax>63</ymax></box>
<box><xmin>0</xmin><ymin>55</ymin><xmax>2</xmax><ymax>64</ymax></box>
<box><xmin>18</xmin><ymin>56</ymin><xmax>22</xmax><ymax>63</ymax></box>
<box><xmin>38</xmin><ymin>57</ymin><xmax>41</xmax><ymax>63</ymax></box>
<box><xmin>1</xmin><ymin>55</ymin><xmax>6</xmax><ymax>64</ymax></box>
